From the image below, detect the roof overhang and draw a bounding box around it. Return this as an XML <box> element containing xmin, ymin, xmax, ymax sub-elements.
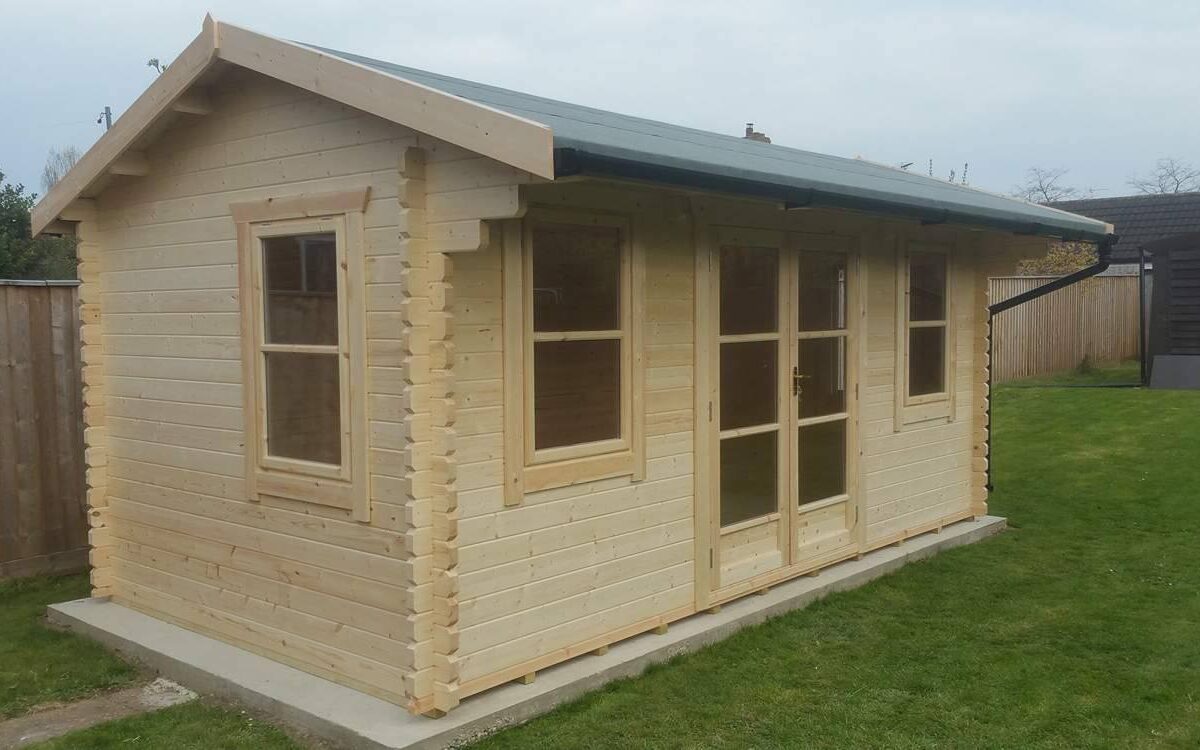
<box><xmin>35</xmin><ymin>14</ymin><xmax>1113</xmax><ymax>248</ymax></box>
<box><xmin>31</xmin><ymin>15</ymin><xmax>555</xmax><ymax>236</ymax></box>
<box><xmin>555</xmin><ymin>145</ymin><xmax>1116</xmax><ymax>243</ymax></box>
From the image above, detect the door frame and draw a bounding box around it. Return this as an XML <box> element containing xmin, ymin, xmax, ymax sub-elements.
<box><xmin>693</xmin><ymin>223</ymin><xmax>865</xmax><ymax>610</ymax></box>
<box><xmin>787</xmin><ymin>231</ymin><xmax>863</xmax><ymax>571</ymax></box>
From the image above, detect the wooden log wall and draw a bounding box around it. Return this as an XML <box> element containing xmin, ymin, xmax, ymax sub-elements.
<box><xmin>989</xmin><ymin>274</ymin><xmax>1141</xmax><ymax>383</ymax></box>
<box><xmin>0</xmin><ymin>281</ymin><xmax>88</xmax><ymax>579</ymax></box>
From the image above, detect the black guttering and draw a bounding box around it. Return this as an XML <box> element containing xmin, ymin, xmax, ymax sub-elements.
<box><xmin>554</xmin><ymin>147</ymin><xmax>1109</xmax><ymax>243</ymax></box>
<box><xmin>984</xmin><ymin>234</ymin><xmax>1118</xmax><ymax>491</ymax></box>
<box><xmin>988</xmin><ymin>236</ymin><xmax>1115</xmax><ymax>315</ymax></box>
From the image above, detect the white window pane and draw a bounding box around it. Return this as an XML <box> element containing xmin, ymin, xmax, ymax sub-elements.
<box><xmin>265</xmin><ymin>352</ymin><xmax>341</xmax><ymax>465</ymax></box>
<box><xmin>533</xmin><ymin>339</ymin><xmax>621</xmax><ymax>449</ymax></box>
<box><xmin>263</xmin><ymin>233</ymin><xmax>338</xmax><ymax>345</ymax></box>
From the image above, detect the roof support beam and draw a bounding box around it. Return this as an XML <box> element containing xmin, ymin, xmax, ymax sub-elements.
<box><xmin>30</xmin><ymin>15</ymin><xmax>219</xmax><ymax>235</ymax></box>
<box><xmin>108</xmin><ymin>152</ymin><xmax>150</xmax><ymax>177</ymax></box>
<box><xmin>171</xmin><ymin>90</ymin><xmax>212</xmax><ymax>116</ymax></box>
<box><xmin>60</xmin><ymin>199</ymin><xmax>97</xmax><ymax>223</ymax></box>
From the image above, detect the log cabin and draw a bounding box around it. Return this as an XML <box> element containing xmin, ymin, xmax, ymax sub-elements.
<box><xmin>31</xmin><ymin>15</ymin><xmax>1114</xmax><ymax>717</ymax></box>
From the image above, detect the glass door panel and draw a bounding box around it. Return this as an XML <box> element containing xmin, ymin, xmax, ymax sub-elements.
<box><xmin>718</xmin><ymin>244</ymin><xmax>780</xmax><ymax>527</ymax></box>
<box><xmin>715</xmin><ymin>236</ymin><xmax>788</xmax><ymax>590</ymax></box>
<box><xmin>792</xmin><ymin>244</ymin><xmax>856</xmax><ymax>565</ymax></box>
<box><xmin>720</xmin><ymin>340</ymin><xmax>777</xmax><ymax>431</ymax></box>
<box><xmin>795</xmin><ymin>250</ymin><xmax>850</xmax><ymax>507</ymax></box>
<box><xmin>798</xmin><ymin>419</ymin><xmax>846</xmax><ymax>504</ymax></box>
<box><xmin>720</xmin><ymin>430</ymin><xmax>778</xmax><ymax>526</ymax></box>
<box><xmin>798</xmin><ymin>251</ymin><xmax>847</xmax><ymax>332</ymax></box>
<box><xmin>797</xmin><ymin>337</ymin><xmax>845</xmax><ymax>419</ymax></box>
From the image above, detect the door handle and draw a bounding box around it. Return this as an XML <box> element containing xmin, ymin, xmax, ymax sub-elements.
<box><xmin>792</xmin><ymin>367</ymin><xmax>808</xmax><ymax>397</ymax></box>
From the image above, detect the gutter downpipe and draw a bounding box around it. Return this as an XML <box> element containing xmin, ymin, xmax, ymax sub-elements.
<box><xmin>1139</xmin><ymin>246</ymin><xmax>1148</xmax><ymax>386</ymax></box>
<box><xmin>984</xmin><ymin>233</ymin><xmax>1117</xmax><ymax>492</ymax></box>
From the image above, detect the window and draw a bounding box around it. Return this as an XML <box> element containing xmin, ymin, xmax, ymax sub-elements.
<box><xmin>502</xmin><ymin>211</ymin><xmax>643</xmax><ymax>503</ymax></box>
<box><xmin>257</xmin><ymin>227</ymin><xmax>346</xmax><ymax>469</ymax></box>
<box><xmin>896</xmin><ymin>243</ymin><xmax>954</xmax><ymax>426</ymax></box>
<box><xmin>233</xmin><ymin>188</ymin><xmax>369</xmax><ymax>519</ymax></box>
<box><xmin>530</xmin><ymin>223</ymin><xmax>624</xmax><ymax>451</ymax></box>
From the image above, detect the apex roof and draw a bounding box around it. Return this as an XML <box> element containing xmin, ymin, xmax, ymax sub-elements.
<box><xmin>34</xmin><ymin>15</ymin><xmax>1113</xmax><ymax>244</ymax></box>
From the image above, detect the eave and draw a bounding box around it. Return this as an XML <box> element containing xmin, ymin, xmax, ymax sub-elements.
<box><xmin>30</xmin><ymin>15</ymin><xmax>555</xmax><ymax>236</ymax></box>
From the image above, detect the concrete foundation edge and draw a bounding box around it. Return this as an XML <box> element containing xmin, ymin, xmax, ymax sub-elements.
<box><xmin>48</xmin><ymin>515</ymin><xmax>1006</xmax><ymax>750</ymax></box>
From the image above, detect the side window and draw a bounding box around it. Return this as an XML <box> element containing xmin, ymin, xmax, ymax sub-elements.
<box><xmin>502</xmin><ymin>212</ymin><xmax>643</xmax><ymax>504</ymax></box>
<box><xmin>258</xmin><ymin>229</ymin><xmax>344</xmax><ymax>467</ymax></box>
<box><xmin>907</xmin><ymin>251</ymin><xmax>948</xmax><ymax>398</ymax></box>
<box><xmin>233</xmin><ymin>189</ymin><xmax>369</xmax><ymax>520</ymax></box>
<box><xmin>896</xmin><ymin>243</ymin><xmax>954</xmax><ymax>427</ymax></box>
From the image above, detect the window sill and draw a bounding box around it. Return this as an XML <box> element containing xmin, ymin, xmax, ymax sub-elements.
<box><xmin>897</xmin><ymin>398</ymin><xmax>954</xmax><ymax>429</ymax></box>
<box><xmin>252</xmin><ymin>468</ymin><xmax>361</xmax><ymax>513</ymax></box>
<box><xmin>522</xmin><ymin>450</ymin><xmax>637</xmax><ymax>495</ymax></box>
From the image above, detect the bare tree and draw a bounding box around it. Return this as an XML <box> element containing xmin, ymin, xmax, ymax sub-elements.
<box><xmin>1017</xmin><ymin>241</ymin><xmax>1097</xmax><ymax>275</ymax></box>
<box><xmin>40</xmin><ymin>146</ymin><xmax>81</xmax><ymax>193</ymax></box>
<box><xmin>1011</xmin><ymin>167</ymin><xmax>1080</xmax><ymax>203</ymax></box>
<box><xmin>1127</xmin><ymin>157</ymin><xmax>1200</xmax><ymax>194</ymax></box>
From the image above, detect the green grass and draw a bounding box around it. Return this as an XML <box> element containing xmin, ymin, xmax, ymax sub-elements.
<box><xmin>29</xmin><ymin>701</ymin><xmax>301</xmax><ymax>749</ymax></box>
<box><xmin>468</xmin><ymin>383</ymin><xmax>1200</xmax><ymax>749</ymax></box>
<box><xmin>1007</xmin><ymin>358</ymin><xmax>1141</xmax><ymax>387</ymax></box>
<box><xmin>0</xmin><ymin>574</ymin><xmax>137</xmax><ymax>719</ymax></box>
<box><xmin>13</xmin><ymin>381</ymin><xmax>1199</xmax><ymax>748</ymax></box>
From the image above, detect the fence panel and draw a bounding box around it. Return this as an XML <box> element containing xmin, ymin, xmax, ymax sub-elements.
<box><xmin>990</xmin><ymin>274</ymin><xmax>1141</xmax><ymax>383</ymax></box>
<box><xmin>0</xmin><ymin>281</ymin><xmax>87</xmax><ymax>579</ymax></box>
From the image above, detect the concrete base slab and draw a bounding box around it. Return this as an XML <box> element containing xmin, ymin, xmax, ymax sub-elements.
<box><xmin>48</xmin><ymin>515</ymin><xmax>1005</xmax><ymax>749</ymax></box>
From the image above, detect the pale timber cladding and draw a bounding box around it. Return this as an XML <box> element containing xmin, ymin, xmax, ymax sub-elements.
<box><xmin>81</xmin><ymin>69</ymin><xmax>523</xmax><ymax>712</ymax></box>
<box><xmin>68</xmin><ymin>69</ymin><xmax>1046</xmax><ymax>715</ymax></box>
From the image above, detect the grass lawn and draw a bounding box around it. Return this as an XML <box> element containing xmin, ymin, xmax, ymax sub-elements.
<box><xmin>0</xmin><ymin>577</ymin><xmax>303</xmax><ymax>748</ymax></box>
<box><xmin>12</xmin><ymin>374</ymin><xmax>1198</xmax><ymax>748</ymax></box>
<box><xmin>469</xmin><ymin>379</ymin><xmax>1200</xmax><ymax>748</ymax></box>
<box><xmin>29</xmin><ymin>701</ymin><xmax>299</xmax><ymax>750</ymax></box>
<box><xmin>1005</xmin><ymin>358</ymin><xmax>1141</xmax><ymax>387</ymax></box>
<box><xmin>0</xmin><ymin>574</ymin><xmax>136</xmax><ymax>719</ymax></box>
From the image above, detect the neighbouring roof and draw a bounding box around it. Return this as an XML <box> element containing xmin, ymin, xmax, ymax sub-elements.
<box><xmin>1047</xmin><ymin>193</ymin><xmax>1200</xmax><ymax>262</ymax></box>
<box><xmin>314</xmin><ymin>44</ymin><xmax>1111</xmax><ymax>242</ymax></box>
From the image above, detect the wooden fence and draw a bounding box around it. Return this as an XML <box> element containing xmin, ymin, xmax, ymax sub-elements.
<box><xmin>0</xmin><ymin>281</ymin><xmax>88</xmax><ymax>579</ymax></box>
<box><xmin>990</xmin><ymin>274</ymin><xmax>1141</xmax><ymax>383</ymax></box>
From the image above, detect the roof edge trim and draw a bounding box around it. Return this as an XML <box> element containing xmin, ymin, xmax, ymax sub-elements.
<box><xmin>31</xmin><ymin>16</ymin><xmax>556</xmax><ymax>236</ymax></box>
<box><xmin>31</xmin><ymin>15</ymin><xmax>220</xmax><ymax>235</ymax></box>
<box><xmin>219</xmin><ymin>24</ymin><xmax>554</xmax><ymax>179</ymax></box>
<box><xmin>555</xmin><ymin>148</ymin><xmax>1114</xmax><ymax>243</ymax></box>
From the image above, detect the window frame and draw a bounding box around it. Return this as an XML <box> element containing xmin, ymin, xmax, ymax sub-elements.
<box><xmin>895</xmin><ymin>241</ymin><xmax>956</xmax><ymax>428</ymax></box>
<box><xmin>232</xmin><ymin>188</ymin><xmax>370</xmax><ymax>520</ymax></box>
<box><xmin>502</xmin><ymin>208</ymin><xmax>645</xmax><ymax>505</ymax></box>
<box><xmin>251</xmin><ymin>218</ymin><xmax>351</xmax><ymax>481</ymax></box>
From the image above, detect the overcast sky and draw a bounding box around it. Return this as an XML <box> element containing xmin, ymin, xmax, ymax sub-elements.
<box><xmin>3</xmin><ymin>0</ymin><xmax>1197</xmax><ymax>200</ymax></box>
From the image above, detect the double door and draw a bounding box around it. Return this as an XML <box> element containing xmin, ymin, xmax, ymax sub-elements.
<box><xmin>704</xmin><ymin>227</ymin><xmax>860</xmax><ymax>598</ymax></box>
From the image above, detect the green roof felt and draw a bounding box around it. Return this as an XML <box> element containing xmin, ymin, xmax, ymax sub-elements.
<box><xmin>311</xmin><ymin>45</ymin><xmax>1110</xmax><ymax>242</ymax></box>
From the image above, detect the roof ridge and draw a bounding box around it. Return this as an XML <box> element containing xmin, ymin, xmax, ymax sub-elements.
<box><xmin>312</xmin><ymin>42</ymin><xmax>1108</xmax><ymax>239</ymax></box>
<box><xmin>309</xmin><ymin>44</ymin><xmax>1037</xmax><ymax>203</ymax></box>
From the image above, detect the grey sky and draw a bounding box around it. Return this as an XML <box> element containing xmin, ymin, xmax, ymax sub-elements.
<box><xmin>3</xmin><ymin>0</ymin><xmax>1197</xmax><ymax>200</ymax></box>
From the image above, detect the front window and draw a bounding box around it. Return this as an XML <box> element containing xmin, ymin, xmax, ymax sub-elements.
<box><xmin>528</xmin><ymin>222</ymin><xmax>627</xmax><ymax>456</ymax></box>
<box><xmin>233</xmin><ymin>188</ymin><xmax>369</xmax><ymax>518</ymax></box>
<box><xmin>260</xmin><ymin>232</ymin><xmax>343</xmax><ymax>466</ymax></box>
<box><xmin>249</xmin><ymin>218</ymin><xmax>351</xmax><ymax>483</ymax></box>
<box><xmin>501</xmin><ymin>210</ymin><xmax>643</xmax><ymax>503</ymax></box>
